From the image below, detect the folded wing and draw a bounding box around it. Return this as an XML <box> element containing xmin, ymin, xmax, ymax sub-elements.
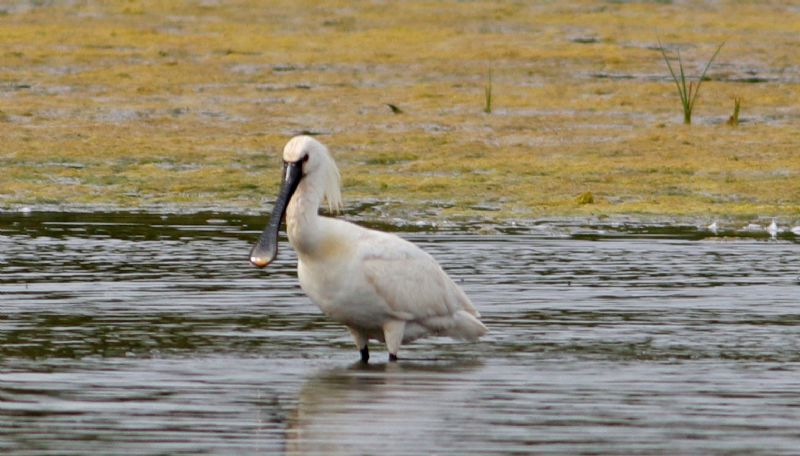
<box><xmin>360</xmin><ymin>232</ymin><xmax>487</xmax><ymax>341</ymax></box>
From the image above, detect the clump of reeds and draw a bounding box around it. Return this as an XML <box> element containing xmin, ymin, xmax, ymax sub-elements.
<box><xmin>483</xmin><ymin>69</ymin><xmax>493</xmax><ymax>114</ymax></box>
<box><xmin>726</xmin><ymin>96</ymin><xmax>742</xmax><ymax>126</ymax></box>
<box><xmin>658</xmin><ymin>40</ymin><xmax>725</xmax><ymax>124</ymax></box>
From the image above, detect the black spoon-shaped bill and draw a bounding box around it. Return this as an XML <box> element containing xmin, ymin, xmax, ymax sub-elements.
<box><xmin>249</xmin><ymin>160</ymin><xmax>303</xmax><ymax>268</ymax></box>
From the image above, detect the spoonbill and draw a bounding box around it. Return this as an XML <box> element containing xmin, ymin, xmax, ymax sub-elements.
<box><xmin>249</xmin><ymin>136</ymin><xmax>487</xmax><ymax>362</ymax></box>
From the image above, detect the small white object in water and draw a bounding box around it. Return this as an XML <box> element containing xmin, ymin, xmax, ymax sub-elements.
<box><xmin>19</xmin><ymin>206</ymin><xmax>32</xmax><ymax>214</ymax></box>
<box><xmin>767</xmin><ymin>219</ymin><xmax>778</xmax><ymax>238</ymax></box>
<box><xmin>790</xmin><ymin>226</ymin><xmax>800</xmax><ymax>236</ymax></box>
<box><xmin>707</xmin><ymin>221</ymin><xmax>718</xmax><ymax>235</ymax></box>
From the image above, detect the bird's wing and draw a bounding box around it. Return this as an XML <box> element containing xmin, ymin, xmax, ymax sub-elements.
<box><xmin>359</xmin><ymin>231</ymin><xmax>480</xmax><ymax>322</ymax></box>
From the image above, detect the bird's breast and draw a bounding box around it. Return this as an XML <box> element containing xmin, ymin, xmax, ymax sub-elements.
<box><xmin>296</xmin><ymin>250</ymin><xmax>353</xmax><ymax>308</ymax></box>
<box><xmin>297</xmin><ymin>254</ymin><xmax>388</xmax><ymax>331</ymax></box>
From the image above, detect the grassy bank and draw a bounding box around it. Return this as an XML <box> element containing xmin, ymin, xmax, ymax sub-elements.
<box><xmin>1</xmin><ymin>0</ymin><xmax>798</xmax><ymax>222</ymax></box>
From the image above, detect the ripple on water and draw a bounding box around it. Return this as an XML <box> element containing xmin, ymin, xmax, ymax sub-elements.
<box><xmin>1</xmin><ymin>211</ymin><xmax>800</xmax><ymax>454</ymax></box>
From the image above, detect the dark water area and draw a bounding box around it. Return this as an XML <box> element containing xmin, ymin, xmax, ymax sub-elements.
<box><xmin>2</xmin><ymin>211</ymin><xmax>800</xmax><ymax>455</ymax></box>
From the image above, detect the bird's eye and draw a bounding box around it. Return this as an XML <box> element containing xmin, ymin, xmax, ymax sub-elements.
<box><xmin>302</xmin><ymin>154</ymin><xmax>310</xmax><ymax>162</ymax></box>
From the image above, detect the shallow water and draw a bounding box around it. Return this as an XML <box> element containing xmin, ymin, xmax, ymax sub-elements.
<box><xmin>2</xmin><ymin>211</ymin><xmax>800</xmax><ymax>455</ymax></box>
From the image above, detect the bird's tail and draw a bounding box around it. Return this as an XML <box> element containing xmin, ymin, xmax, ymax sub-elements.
<box><xmin>450</xmin><ymin>310</ymin><xmax>488</xmax><ymax>341</ymax></box>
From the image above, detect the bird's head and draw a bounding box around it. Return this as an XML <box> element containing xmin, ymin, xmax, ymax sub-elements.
<box><xmin>249</xmin><ymin>135</ymin><xmax>342</xmax><ymax>268</ymax></box>
<box><xmin>281</xmin><ymin>135</ymin><xmax>342</xmax><ymax>212</ymax></box>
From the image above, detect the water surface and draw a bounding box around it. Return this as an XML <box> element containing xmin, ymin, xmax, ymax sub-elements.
<box><xmin>2</xmin><ymin>212</ymin><xmax>800</xmax><ymax>455</ymax></box>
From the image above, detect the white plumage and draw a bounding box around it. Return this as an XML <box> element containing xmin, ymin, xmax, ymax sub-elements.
<box><xmin>251</xmin><ymin>136</ymin><xmax>487</xmax><ymax>362</ymax></box>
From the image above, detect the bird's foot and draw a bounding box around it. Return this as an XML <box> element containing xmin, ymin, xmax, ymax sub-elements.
<box><xmin>360</xmin><ymin>345</ymin><xmax>369</xmax><ymax>364</ymax></box>
<box><xmin>388</xmin><ymin>353</ymin><xmax>399</xmax><ymax>362</ymax></box>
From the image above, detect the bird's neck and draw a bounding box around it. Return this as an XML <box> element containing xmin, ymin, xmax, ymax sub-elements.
<box><xmin>286</xmin><ymin>180</ymin><xmax>323</xmax><ymax>255</ymax></box>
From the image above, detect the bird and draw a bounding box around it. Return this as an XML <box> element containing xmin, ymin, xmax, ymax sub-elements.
<box><xmin>249</xmin><ymin>136</ymin><xmax>487</xmax><ymax>363</ymax></box>
<box><xmin>707</xmin><ymin>221</ymin><xmax>718</xmax><ymax>235</ymax></box>
<box><xmin>767</xmin><ymin>219</ymin><xmax>779</xmax><ymax>238</ymax></box>
<box><xmin>386</xmin><ymin>103</ymin><xmax>403</xmax><ymax>114</ymax></box>
<box><xmin>791</xmin><ymin>226</ymin><xmax>800</xmax><ymax>236</ymax></box>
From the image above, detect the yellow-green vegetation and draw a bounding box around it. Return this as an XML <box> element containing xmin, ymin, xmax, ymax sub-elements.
<box><xmin>659</xmin><ymin>40</ymin><xmax>724</xmax><ymax>125</ymax></box>
<box><xmin>1</xmin><ymin>0</ymin><xmax>798</xmax><ymax>222</ymax></box>
<box><xmin>727</xmin><ymin>97</ymin><xmax>742</xmax><ymax>127</ymax></box>
<box><xmin>576</xmin><ymin>191</ymin><xmax>595</xmax><ymax>205</ymax></box>
<box><xmin>484</xmin><ymin>70</ymin><xmax>493</xmax><ymax>114</ymax></box>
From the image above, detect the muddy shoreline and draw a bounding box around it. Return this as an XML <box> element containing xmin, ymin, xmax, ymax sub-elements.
<box><xmin>2</xmin><ymin>1</ymin><xmax>798</xmax><ymax>223</ymax></box>
<box><xmin>3</xmin><ymin>206</ymin><xmax>797</xmax><ymax>242</ymax></box>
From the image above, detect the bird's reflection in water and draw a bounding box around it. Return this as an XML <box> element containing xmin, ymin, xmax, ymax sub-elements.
<box><xmin>285</xmin><ymin>359</ymin><xmax>484</xmax><ymax>455</ymax></box>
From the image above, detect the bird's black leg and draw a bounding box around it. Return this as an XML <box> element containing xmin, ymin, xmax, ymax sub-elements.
<box><xmin>360</xmin><ymin>345</ymin><xmax>369</xmax><ymax>363</ymax></box>
<box><xmin>388</xmin><ymin>353</ymin><xmax>399</xmax><ymax>362</ymax></box>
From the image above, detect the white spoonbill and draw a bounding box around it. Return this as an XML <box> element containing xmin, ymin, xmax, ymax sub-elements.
<box><xmin>249</xmin><ymin>136</ymin><xmax>487</xmax><ymax>362</ymax></box>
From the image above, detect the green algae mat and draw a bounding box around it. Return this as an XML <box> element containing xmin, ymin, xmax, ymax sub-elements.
<box><xmin>1</xmin><ymin>1</ymin><xmax>798</xmax><ymax>221</ymax></box>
